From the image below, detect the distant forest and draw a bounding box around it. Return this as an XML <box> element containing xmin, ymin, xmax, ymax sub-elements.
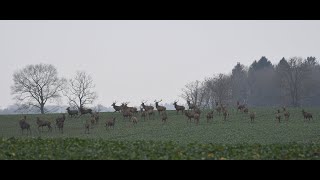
<box><xmin>181</xmin><ymin>56</ymin><xmax>320</xmax><ymax>108</ymax></box>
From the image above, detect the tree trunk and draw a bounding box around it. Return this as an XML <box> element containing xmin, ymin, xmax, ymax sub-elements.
<box><xmin>40</xmin><ymin>103</ymin><xmax>45</xmax><ymax>114</ymax></box>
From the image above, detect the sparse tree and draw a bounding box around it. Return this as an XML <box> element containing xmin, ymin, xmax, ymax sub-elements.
<box><xmin>11</xmin><ymin>64</ymin><xmax>65</xmax><ymax>114</ymax></box>
<box><xmin>64</xmin><ymin>71</ymin><xmax>97</xmax><ymax>110</ymax></box>
<box><xmin>181</xmin><ymin>80</ymin><xmax>207</xmax><ymax>108</ymax></box>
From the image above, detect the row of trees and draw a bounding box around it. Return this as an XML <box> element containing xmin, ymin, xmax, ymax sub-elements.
<box><xmin>181</xmin><ymin>56</ymin><xmax>320</xmax><ymax>108</ymax></box>
<box><xmin>11</xmin><ymin>64</ymin><xmax>97</xmax><ymax>114</ymax></box>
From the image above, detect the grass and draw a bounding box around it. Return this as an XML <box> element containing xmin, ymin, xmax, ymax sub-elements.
<box><xmin>0</xmin><ymin>108</ymin><xmax>319</xmax><ymax>159</ymax></box>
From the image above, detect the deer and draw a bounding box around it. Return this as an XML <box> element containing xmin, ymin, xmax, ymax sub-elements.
<box><xmin>19</xmin><ymin>116</ymin><xmax>31</xmax><ymax>135</ymax></box>
<box><xmin>223</xmin><ymin>110</ymin><xmax>229</xmax><ymax>121</ymax></box>
<box><xmin>185</xmin><ymin>111</ymin><xmax>195</xmax><ymax>123</ymax></box>
<box><xmin>36</xmin><ymin>117</ymin><xmax>52</xmax><ymax>132</ymax></box>
<box><xmin>79</xmin><ymin>107</ymin><xmax>93</xmax><ymax>115</ymax></box>
<box><xmin>237</xmin><ymin>101</ymin><xmax>246</xmax><ymax>112</ymax></box>
<box><xmin>249</xmin><ymin>112</ymin><xmax>256</xmax><ymax>123</ymax></box>
<box><xmin>302</xmin><ymin>109</ymin><xmax>313</xmax><ymax>121</ymax></box>
<box><xmin>206</xmin><ymin>110</ymin><xmax>214</xmax><ymax>123</ymax></box>
<box><xmin>243</xmin><ymin>108</ymin><xmax>249</xmax><ymax>114</ymax></box>
<box><xmin>140</xmin><ymin>108</ymin><xmax>147</xmax><ymax>121</ymax></box>
<box><xmin>141</xmin><ymin>101</ymin><xmax>154</xmax><ymax>112</ymax></box>
<box><xmin>155</xmin><ymin>99</ymin><xmax>166</xmax><ymax>115</ymax></box>
<box><xmin>66</xmin><ymin>107</ymin><xmax>78</xmax><ymax>118</ymax></box>
<box><xmin>56</xmin><ymin>114</ymin><xmax>66</xmax><ymax>134</ymax></box>
<box><xmin>91</xmin><ymin>112</ymin><xmax>100</xmax><ymax>124</ymax></box>
<box><xmin>161</xmin><ymin>111</ymin><xmax>168</xmax><ymax>123</ymax></box>
<box><xmin>122</xmin><ymin>102</ymin><xmax>138</xmax><ymax>114</ymax></box>
<box><xmin>84</xmin><ymin>119</ymin><xmax>91</xmax><ymax>134</ymax></box>
<box><xmin>111</xmin><ymin>101</ymin><xmax>122</xmax><ymax>113</ymax></box>
<box><xmin>106</xmin><ymin>117</ymin><xmax>116</xmax><ymax>129</ymax></box>
<box><xmin>173</xmin><ymin>100</ymin><xmax>185</xmax><ymax>115</ymax></box>
<box><xmin>131</xmin><ymin>116</ymin><xmax>138</xmax><ymax>126</ymax></box>
<box><xmin>194</xmin><ymin>113</ymin><xmax>200</xmax><ymax>125</ymax></box>
<box><xmin>187</xmin><ymin>100</ymin><xmax>196</xmax><ymax>110</ymax></box>
<box><xmin>284</xmin><ymin>111</ymin><xmax>290</xmax><ymax>121</ymax></box>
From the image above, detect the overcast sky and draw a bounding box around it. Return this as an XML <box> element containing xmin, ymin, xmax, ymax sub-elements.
<box><xmin>1</xmin><ymin>20</ymin><xmax>320</xmax><ymax>108</ymax></box>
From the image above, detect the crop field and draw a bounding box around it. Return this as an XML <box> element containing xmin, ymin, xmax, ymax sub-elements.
<box><xmin>1</xmin><ymin>108</ymin><xmax>320</xmax><ymax>159</ymax></box>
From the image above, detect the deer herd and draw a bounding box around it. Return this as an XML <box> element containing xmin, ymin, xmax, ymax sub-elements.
<box><xmin>18</xmin><ymin>99</ymin><xmax>316</xmax><ymax>135</ymax></box>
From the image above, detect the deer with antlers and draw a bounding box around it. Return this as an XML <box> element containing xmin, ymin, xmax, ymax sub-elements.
<box><xmin>173</xmin><ymin>100</ymin><xmax>185</xmax><ymax>115</ymax></box>
<box><xmin>111</xmin><ymin>101</ymin><xmax>122</xmax><ymax>113</ymax></box>
<box><xmin>155</xmin><ymin>99</ymin><xmax>166</xmax><ymax>115</ymax></box>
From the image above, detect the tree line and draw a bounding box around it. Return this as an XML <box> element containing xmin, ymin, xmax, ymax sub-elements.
<box><xmin>181</xmin><ymin>56</ymin><xmax>320</xmax><ymax>108</ymax></box>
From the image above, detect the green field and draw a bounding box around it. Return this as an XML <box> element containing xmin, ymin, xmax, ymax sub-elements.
<box><xmin>0</xmin><ymin>108</ymin><xmax>319</xmax><ymax>159</ymax></box>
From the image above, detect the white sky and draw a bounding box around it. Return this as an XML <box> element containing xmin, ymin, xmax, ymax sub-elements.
<box><xmin>1</xmin><ymin>20</ymin><xmax>320</xmax><ymax>108</ymax></box>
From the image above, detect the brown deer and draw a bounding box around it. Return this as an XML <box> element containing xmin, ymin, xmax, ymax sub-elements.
<box><xmin>302</xmin><ymin>109</ymin><xmax>313</xmax><ymax>121</ymax></box>
<box><xmin>155</xmin><ymin>99</ymin><xmax>166</xmax><ymax>115</ymax></box>
<box><xmin>206</xmin><ymin>110</ymin><xmax>214</xmax><ymax>123</ymax></box>
<box><xmin>131</xmin><ymin>116</ymin><xmax>138</xmax><ymax>126</ymax></box>
<box><xmin>147</xmin><ymin>109</ymin><xmax>155</xmax><ymax>120</ymax></box>
<box><xmin>111</xmin><ymin>101</ymin><xmax>122</xmax><ymax>113</ymax></box>
<box><xmin>91</xmin><ymin>112</ymin><xmax>100</xmax><ymax>124</ymax></box>
<box><xmin>161</xmin><ymin>111</ymin><xmax>168</xmax><ymax>123</ymax></box>
<box><xmin>194</xmin><ymin>113</ymin><xmax>200</xmax><ymax>125</ymax></box>
<box><xmin>141</xmin><ymin>101</ymin><xmax>154</xmax><ymax>112</ymax></box>
<box><xmin>56</xmin><ymin>114</ymin><xmax>66</xmax><ymax>134</ymax></box>
<box><xmin>140</xmin><ymin>107</ymin><xmax>147</xmax><ymax>121</ymax></box>
<box><xmin>36</xmin><ymin>117</ymin><xmax>52</xmax><ymax>132</ymax></box>
<box><xmin>249</xmin><ymin>112</ymin><xmax>256</xmax><ymax>123</ymax></box>
<box><xmin>84</xmin><ymin>119</ymin><xmax>91</xmax><ymax>134</ymax></box>
<box><xmin>237</xmin><ymin>101</ymin><xmax>246</xmax><ymax>112</ymax></box>
<box><xmin>66</xmin><ymin>107</ymin><xmax>78</xmax><ymax>118</ymax></box>
<box><xmin>173</xmin><ymin>100</ymin><xmax>185</xmax><ymax>115</ymax></box>
<box><xmin>185</xmin><ymin>111</ymin><xmax>195</xmax><ymax>123</ymax></box>
<box><xmin>106</xmin><ymin>117</ymin><xmax>116</xmax><ymax>129</ymax></box>
<box><xmin>19</xmin><ymin>116</ymin><xmax>31</xmax><ymax>135</ymax></box>
<box><xmin>243</xmin><ymin>108</ymin><xmax>249</xmax><ymax>114</ymax></box>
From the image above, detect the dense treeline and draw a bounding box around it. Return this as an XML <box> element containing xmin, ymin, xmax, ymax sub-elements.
<box><xmin>181</xmin><ymin>56</ymin><xmax>320</xmax><ymax>108</ymax></box>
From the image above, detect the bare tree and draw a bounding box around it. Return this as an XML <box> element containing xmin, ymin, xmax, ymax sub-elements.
<box><xmin>209</xmin><ymin>74</ymin><xmax>232</xmax><ymax>106</ymax></box>
<box><xmin>276</xmin><ymin>57</ymin><xmax>311</xmax><ymax>107</ymax></box>
<box><xmin>11</xmin><ymin>64</ymin><xmax>65</xmax><ymax>114</ymax></box>
<box><xmin>64</xmin><ymin>71</ymin><xmax>98</xmax><ymax>110</ymax></box>
<box><xmin>181</xmin><ymin>80</ymin><xmax>207</xmax><ymax>108</ymax></box>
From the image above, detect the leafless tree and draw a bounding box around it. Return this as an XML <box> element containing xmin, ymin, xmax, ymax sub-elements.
<box><xmin>276</xmin><ymin>57</ymin><xmax>311</xmax><ymax>107</ymax></box>
<box><xmin>64</xmin><ymin>71</ymin><xmax>98</xmax><ymax>110</ymax></box>
<box><xmin>181</xmin><ymin>80</ymin><xmax>207</xmax><ymax>109</ymax></box>
<box><xmin>11</xmin><ymin>64</ymin><xmax>66</xmax><ymax>114</ymax></box>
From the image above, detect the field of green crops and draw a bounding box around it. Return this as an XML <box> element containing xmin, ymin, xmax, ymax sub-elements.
<box><xmin>0</xmin><ymin>108</ymin><xmax>319</xmax><ymax>159</ymax></box>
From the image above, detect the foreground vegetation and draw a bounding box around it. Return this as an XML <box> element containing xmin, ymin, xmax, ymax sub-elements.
<box><xmin>1</xmin><ymin>138</ymin><xmax>320</xmax><ymax>160</ymax></box>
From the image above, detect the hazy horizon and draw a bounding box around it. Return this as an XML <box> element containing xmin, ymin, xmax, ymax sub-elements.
<box><xmin>1</xmin><ymin>20</ymin><xmax>320</xmax><ymax>108</ymax></box>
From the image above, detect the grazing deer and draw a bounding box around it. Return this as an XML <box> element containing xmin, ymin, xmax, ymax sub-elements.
<box><xmin>155</xmin><ymin>99</ymin><xmax>166</xmax><ymax>115</ymax></box>
<box><xmin>19</xmin><ymin>116</ymin><xmax>31</xmax><ymax>135</ymax></box>
<box><xmin>66</xmin><ymin>107</ymin><xmax>78</xmax><ymax>118</ymax></box>
<box><xmin>187</xmin><ymin>100</ymin><xmax>196</xmax><ymax>110</ymax></box>
<box><xmin>36</xmin><ymin>117</ymin><xmax>52</xmax><ymax>132</ymax></box>
<box><xmin>249</xmin><ymin>112</ymin><xmax>256</xmax><ymax>123</ymax></box>
<box><xmin>106</xmin><ymin>117</ymin><xmax>116</xmax><ymax>129</ymax></box>
<box><xmin>243</xmin><ymin>108</ymin><xmax>249</xmax><ymax>114</ymax></box>
<box><xmin>79</xmin><ymin>107</ymin><xmax>93</xmax><ymax>115</ymax></box>
<box><xmin>237</xmin><ymin>101</ymin><xmax>246</xmax><ymax>112</ymax></box>
<box><xmin>173</xmin><ymin>100</ymin><xmax>185</xmax><ymax>115</ymax></box>
<box><xmin>206</xmin><ymin>110</ymin><xmax>214</xmax><ymax>123</ymax></box>
<box><xmin>111</xmin><ymin>101</ymin><xmax>122</xmax><ymax>113</ymax></box>
<box><xmin>302</xmin><ymin>109</ymin><xmax>313</xmax><ymax>121</ymax></box>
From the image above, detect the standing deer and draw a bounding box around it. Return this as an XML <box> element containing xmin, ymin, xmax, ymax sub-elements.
<box><xmin>19</xmin><ymin>116</ymin><xmax>31</xmax><ymax>135</ymax></box>
<box><xmin>79</xmin><ymin>107</ymin><xmax>93</xmax><ymax>115</ymax></box>
<box><xmin>155</xmin><ymin>99</ymin><xmax>166</xmax><ymax>115</ymax></box>
<box><xmin>302</xmin><ymin>109</ymin><xmax>313</xmax><ymax>121</ymax></box>
<box><xmin>141</xmin><ymin>101</ymin><xmax>154</xmax><ymax>112</ymax></box>
<box><xmin>249</xmin><ymin>112</ymin><xmax>256</xmax><ymax>123</ymax></box>
<box><xmin>275</xmin><ymin>113</ymin><xmax>281</xmax><ymax>123</ymax></box>
<box><xmin>284</xmin><ymin>111</ymin><xmax>290</xmax><ymax>121</ymax></box>
<box><xmin>106</xmin><ymin>117</ymin><xmax>116</xmax><ymax>129</ymax></box>
<box><xmin>140</xmin><ymin>108</ymin><xmax>147</xmax><ymax>121</ymax></box>
<box><xmin>111</xmin><ymin>101</ymin><xmax>122</xmax><ymax>113</ymax></box>
<box><xmin>66</xmin><ymin>107</ymin><xmax>78</xmax><ymax>118</ymax></box>
<box><xmin>56</xmin><ymin>114</ymin><xmax>66</xmax><ymax>134</ymax></box>
<box><xmin>161</xmin><ymin>111</ymin><xmax>168</xmax><ymax>123</ymax></box>
<box><xmin>36</xmin><ymin>117</ymin><xmax>52</xmax><ymax>132</ymax></box>
<box><xmin>173</xmin><ymin>100</ymin><xmax>185</xmax><ymax>115</ymax></box>
<box><xmin>206</xmin><ymin>110</ymin><xmax>214</xmax><ymax>123</ymax></box>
